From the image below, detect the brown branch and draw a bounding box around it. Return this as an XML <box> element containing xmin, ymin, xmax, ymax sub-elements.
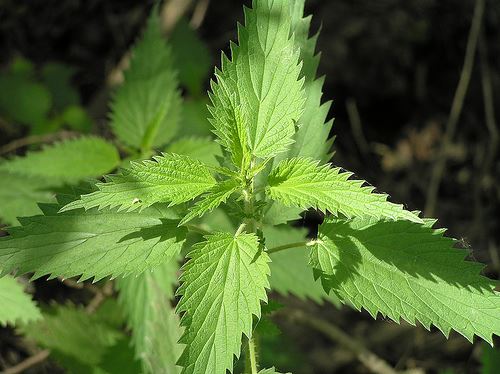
<box><xmin>190</xmin><ymin>0</ymin><xmax>210</xmax><ymax>29</ymax></box>
<box><xmin>346</xmin><ymin>97</ymin><xmax>370</xmax><ymax>157</ymax></box>
<box><xmin>0</xmin><ymin>131</ymin><xmax>77</xmax><ymax>156</ymax></box>
<box><xmin>161</xmin><ymin>0</ymin><xmax>194</xmax><ymax>34</ymax></box>
<box><xmin>1</xmin><ymin>349</ymin><xmax>50</xmax><ymax>374</ymax></box>
<box><xmin>425</xmin><ymin>0</ymin><xmax>485</xmax><ymax>216</ymax></box>
<box><xmin>85</xmin><ymin>281</ymin><xmax>114</xmax><ymax>314</ymax></box>
<box><xmin>478</xmin><ymin>32</ymin><xmax>499</xmax><ymax>175</ymax></box>
<box><xmin>290</xmin><ymin>309</ymin><xmax>400</xmax><ymax>374</ymax></box>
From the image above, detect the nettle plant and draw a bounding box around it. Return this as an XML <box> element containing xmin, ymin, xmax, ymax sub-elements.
<box><xmin>1</xmin><ymin>0</ymin><xmax>499</xmax><ymax>373</ymax></box>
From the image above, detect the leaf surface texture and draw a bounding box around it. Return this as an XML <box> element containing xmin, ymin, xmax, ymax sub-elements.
<box><xmin>310</xmin><ymin>217</ymin><xmax>500</xmax><ymax>343</ymax></box>
<box><xmin>176</xmin><ymin>232</ymin><xmax>270</xmax><ymax>374</ymax></box>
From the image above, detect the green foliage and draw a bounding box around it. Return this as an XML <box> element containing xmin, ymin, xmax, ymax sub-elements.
<box><xmin>179</xmin><ymin>98</ymin><xmax>213</xmax><ymax>137</ymax></box>
<box><xmin>0</xmin><ymin>137</ymin><xmax>120</xmax><ymax>186</ymax></box>
<box><xmin>117</xmin><ymin>259</ymin><xmax>183</xmax><ymax>373</ymax></box>
<box><xmin>61</xmin><ymin>153</ymin><xmax>217</xmax><ymax>213</ymax></box>
<box><xmin>166</xmin><ymin>136</ymin><xmax>222</xmax><ymax>166</ymax></box>
<box><xmin>0</xmin><ymin>275</ymin><xmax>41</xmax><ymax>326</ymax></box>
<box><xmin>0</xmin><ymin>57</ymin><xmax>89</xmax><ymax>134</ymax></box>
<box><xmin>41</xmin><ymin>62</ymin><xmax>79</xmax><ymax>111</ymax></box>
<box><xmin>280</xmin><ymin>0</ymin><xmax>333</xmax><ymax>162</ymax></box>
<box><xmin>209</xmin><ymin>0</ymin><xmax>305</xmax><ymax>160</ymax></box>
<box><xmin>482</xmin><ymin>344</ymin><xmax>500</xmax><ymax>374</ymax></box>
<box><xmin>310</xmin><ymin>216</ymin><xmax>500</xmax><ymax>344</ymax></box>
<box><xmin>176</xmin><ymin>233</ymin><xmax>270</xmax><ymax>374</ymax></box>
<box><xmin>180</xmin><ymin>178</ymin><xmax>242</xmax><ymax>225</ymax></box>
<box><xmin>0</xmin><ymin>171</ymin><xmax>53</xmax><ymax>225</ymax></box>
<box><xmin>267</xmin><ymin>157</ymin><xmax>422</xmax><ymax>223</ymax></box>
<box><xmin>0</xmin><ymin>59</ymin><xmax>52</xmax><ymax>127</ymax></box>
<box><xmin>0</xmin><ymin>196</ymin><xmax>186</xmax><ymax>282</ymax></box>
<box><xmin>170</xmin><ymin>19</ymin><xmax>211</xmax><ymax>96</ymax></box>
<box><xmin>1</xmin><ymin>0</ymin><xmax>499</xmax><ymax>373</ymax></box>
<box><xmin>22</xmin><ymin>304</ymin><xmax>140</xmax><ymax>373</ymax></box>
<box><xmin>110</xmin><ymin>10</ymin><xmax>181</xmax><ymax>151</ymax></box>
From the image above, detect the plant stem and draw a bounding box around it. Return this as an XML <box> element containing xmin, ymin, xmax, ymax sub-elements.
<box><xmin>241</xmin><ymin>159</ymin><xmax>260</xmax><ymax>374</ymax></box>
<box><xmin>267</xmin><ymin>241</ymin><xmax>309</xmax><ymax>254</ymax></box>
<box><xmin>245</xmin><ymin>336</ymin><xmax>259</xmax><ymax>374</ymax></box>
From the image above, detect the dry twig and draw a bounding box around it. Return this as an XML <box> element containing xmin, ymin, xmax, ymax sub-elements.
<box><xmin>0</xmin><ymin>131</ymin><xmax>77</xmax><ymax>156</ymax></box>
<box><xmin>1</xmin><ymin>349</ymin><xmax>50</xmax><ymax>374</ymax></box>
<box><xmin>425</xmin><ymin>0</ymin><xmax>485</xmax><ymax>216</ymax></box>
<box><xmin>190</xmin><ymin>0</ymin><xmax>210</xmax><ymax>29</ymax></box>
<box><xmin>290</xmin><ymin>309</ymin><xmax>400</xmax><ymax>374</ymax></box>
<box><xmin>85</xmin><ymin>281</ymin><xmax>114</xmax><ymax>314</ymax></box>
<box><xmin>346</xmin><ymin>97</ymin><xmax>370</xmax><ymax>158</ymax></box>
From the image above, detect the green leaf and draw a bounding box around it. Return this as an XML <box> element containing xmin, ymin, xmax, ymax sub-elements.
<box><xmin>482</xmin><ymin>344</ymin><xmax>500</xmax><ymax>374</ymax></box>
<box><xmin>264</xmin><ymin>1</ymin><xmax>333</xmax><ymax>225</ymax></box>
<box><xmin>209</xmin><ymin>0</ymin><xmax>305</xmax><ymax>160</ymax></box>
<box><xmin>41</xmin><ymin>62</ymin><xmax>79</xmax><ymax>111</ymax></box>
<box><xmin>264</xmin><ymin>226</ymin><xmax>340</xmax><ymax>306</ymax></box>
<box><xmin>170</xmin><ymin>18</ymin><xmax>211</xmax><ymax>96</ymax></box>
<box><xmin>21</xmin><ymin>304</ymin><xmax>141</xmax><ymax>373</ymax></box>
<box><xmin>180</xmin><ymin>178</ymin><xmax>242</xmax><ymax>225</ymax></box>
<box><xmin>61</xmin><ymin>105</ymin><xmax>93</xmax><ymax>132</ymax></box>
<box><xmin>176</xmin><ymin>232</ymin><xmax>270</xmax><ymax>374</ymax></box>
<box><xmin>0</xmin><ymin>136</ymin><xmax>120</xmax><ymax>186</ymax></box>
<box><xmin>0</xmin><ymin>202</ymin><xmax>186</xmax><ymax>282</ymax></box>
<box><xmin>0</xmin><ymin>70</ymin><xmax>52</xmax><ymax>126</ymax></box>
<box><xmin>166</xmin><ymin>137</ymin><xmax>222</xmax><ymax>166</ymax></box>
<box><xmin>179</xmin><ymin>99</ymin><xmax>213</xmax><ymax>137</ymax></box>
<box><xmin>267</xmin><ymin>158</ymin><xmax>422</xmax><ymax>223</ymax></box>
<box><xmin>22</xmin><ymin>304</ymin><xmax>122</xmax><ymax>365</ymax></box>
<box><xmin>310</xmin><ymin>217</ymin><xmax>500</xmax><ymax>344</ymax></box>
<box><xmin>111</xmin><ymin>10</ymin><xmax>181</xmax><ymax>150</ymax></box>
<box><xmin>0</xmin><ymin>275</ymin><xmax>41</xmax><ymax>326</ymax></box>
<box><xmin>281</xmin><ymin>0</ymin><xmax>333</xmax><ymax>162</ymax></box>
<box><xmin>118</xmin><ymin>258</ymin><xmax>183</xmax><ymax>374</ymax></box>
<box><xmin>61</xmin><ymin>153</ymin><xmax>216</xmax><ymax>213</ymax></box>
<box><xmin>0</xmin><ymin>171</ymin><xmax>53</xmax><ymax>225</ymax></box>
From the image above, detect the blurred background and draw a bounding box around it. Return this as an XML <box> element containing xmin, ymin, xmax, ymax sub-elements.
<box><xmin>0</xmin><ymin>0</ymin><xmax>499</xmax><ymax>373</ymax></box>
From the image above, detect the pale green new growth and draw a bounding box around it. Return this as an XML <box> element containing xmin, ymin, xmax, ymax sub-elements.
<box><xmin>310</xmin><ymin>216</ymin><xmax>500</xmax><ymax>344</ymax></box>
<box><xmin>176</xmin><ymin>232</ymin><xmax>270</xmax><ymax>374</ymax></box>
<box><xmin>111</xmin><ymin>10</ymin><xmax>181</xmax><ymax>151</ymax></box>
<box><xmin>61</xmin><ymin>153</ymin><xmax>216</xmax><ymax>213</ymax></box>
<box><xmin>209</xmin><ymin>0</ymin><xmax>305</xmax><ymax>161</ymax></box>
<box><xmin>0</xmin><ymin>275</ymin><xmax>41</xmax><ymax>326</ymax></box>
<box><xmin>0</xmin><ymin>136</ymin><xmax>119</xmax><ymax>185</ymax></box>
<box><xmin>0</xmin><ymin>203</ymin><xmax>186</xmax><ymax>282</ymax></box>
<box><xmin>118</xmin><ymin>259</ymin><xmax>183</xmax><ymax>373</ymax></box>
<box><xmin>267</xmin><ymin>157</ymin><xmax>422</xmax><ymax>223</ymax></box>
<box><xmin>180</xmin><ymin>178</ymin><xmax>242</xmax><ymax>225</ymax></box>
